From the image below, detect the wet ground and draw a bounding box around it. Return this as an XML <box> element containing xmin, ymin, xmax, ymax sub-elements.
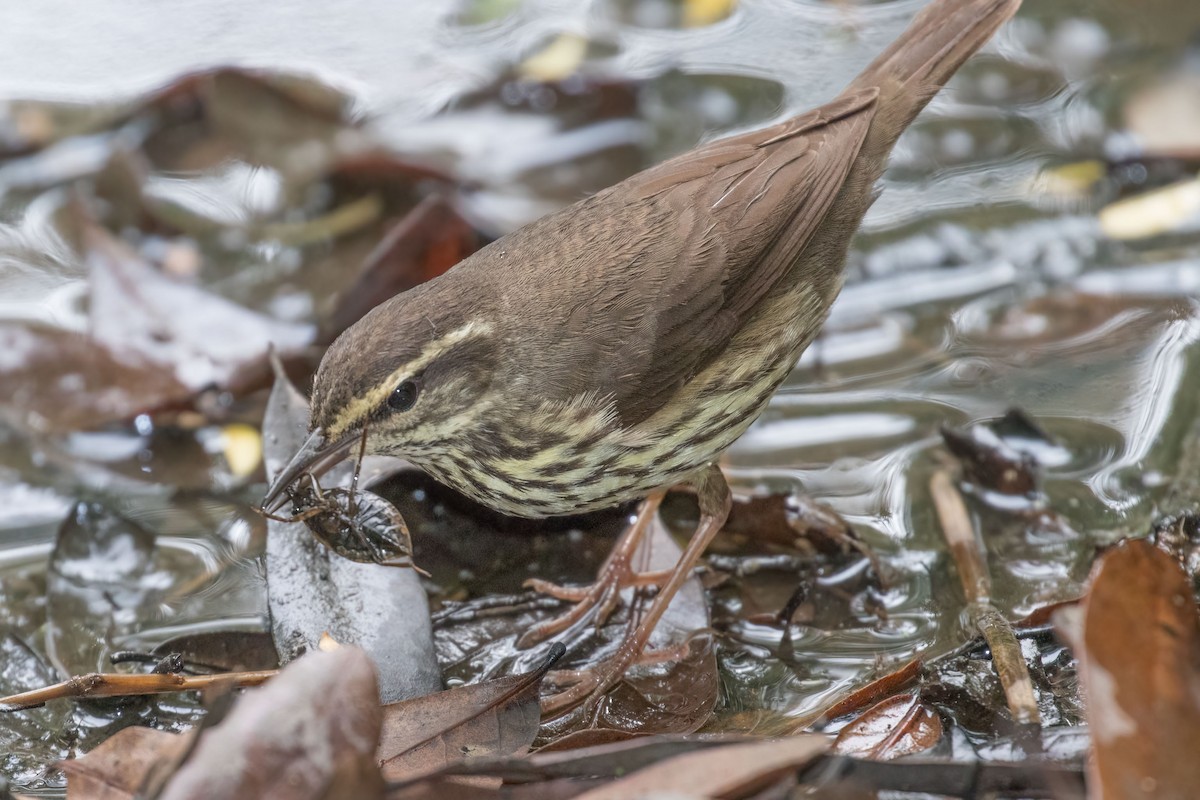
<box><xmin>2</xmin><ymin>0</ymin><xmax>1200</xmax><ymax>790</ymax></box>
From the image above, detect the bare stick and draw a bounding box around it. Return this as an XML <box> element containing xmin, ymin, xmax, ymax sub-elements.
<box><xmin>0</xmin><ymin>669</ymin><xmax>278</xmax><ymax>711</ymax></box>
<box><xmin>930</xmin><ymin>469</ymin><xmax>1040</xmax><ymax>725</ymax></box>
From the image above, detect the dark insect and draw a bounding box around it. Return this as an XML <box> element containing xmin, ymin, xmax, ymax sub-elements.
<box><xmin>262</xmin><ymin>472</ymin><xmax>424</xmax><ymax>572</ymax></box>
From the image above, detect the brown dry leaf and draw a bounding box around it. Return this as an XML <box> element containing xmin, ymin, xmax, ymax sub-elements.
<box><xmin>832</xmin><ymin>694</ymin><xmax>942</xmax><ymax>760</ymax></box>
<box><xmin>60</xmin><ymin>726</ymin><xmax>189</xmax><ymax>800</ymax></box>
<box><xmin>0</xmin><ymin>322</ymin><xmax>193</xmax><ymax>432</ymax></box>
<box><xmin>572</xmin><ymin>735</ymin><xmax>826</xmax><ymax>800</ymax></box>
<box><xmin>379</xmin><ymin>644</ymin><xmax>562</xmax><ymax>781</ymax></box>
<box><xmin>1055</xmin><ymin>538</ymin><xmax>1200</xmax><ymax>800</ymax></box>
<box><xmin>157</xmin><ymin>647</ymin><xmax>384</xmax><ymax>800</ymax></box>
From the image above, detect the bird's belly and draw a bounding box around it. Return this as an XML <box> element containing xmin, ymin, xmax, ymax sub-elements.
<box><xmin>421</xmin><ymin>344</ymin><xmax>801</xmax><ymax>519</ymax></box>
<box><xmin>418</xmin><ymin>284</ymin><xmax>826</xmax><ymax>519</ymax></box>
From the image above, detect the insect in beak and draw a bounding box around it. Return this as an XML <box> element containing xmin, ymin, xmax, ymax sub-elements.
<box><xmin>260</xmin><ymin>427</ymin><xmax>359</xmax><ymax>513</ymax></box>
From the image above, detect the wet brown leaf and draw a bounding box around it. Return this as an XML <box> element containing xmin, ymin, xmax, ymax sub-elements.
<box><xmin>820</xmin><ymin>657</ymin><xmax>923</xmax><ymax>722</ymax></box>
<box><xmin>832</xmin><ymin>694</ymin><xmax>942</xmax><ymax>760</ymax></box>
<box><xmin>60</xmin><ymin>726</ymin><xmax>188</xmax><ymax>800</ymax></box>
<box><xmin>941</xmin><ymin>419</ymin><xmax>1039</xmax><ymax>496</ymax></box>
<box><xmin>720</xmin><ymin>492</ymin><xmax>859</xmax><ymax>557</ymax></box>
<box><xmin>158</xmin><ymin>647</ymin><xmax>383</xmax><ymax>800</ymax></box>
<box><xmin>0</xmin><ymin>322</ymin><xmax>193</xmax><ymax>432</ymax></box>
<box><xmin>572</xmin><ymin>735</ymin><xmax>826</xmax><ymax>800</ymax></box>
<box><xmin>379</xmin><ymin>644</ymin><xmax>562</xmax><ymax>781</ymax></box>
<box><xmin>85</xmin><ymin>221</ymin><xmax>314</xmax><ymax>394</ymax></box>
<box><xmin>1056</xmin><ymin>538</ymin><xmax>1200</xmax><ymax>800</ymax></box>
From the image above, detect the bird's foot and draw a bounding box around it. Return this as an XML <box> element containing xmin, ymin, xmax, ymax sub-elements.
<box><xmin>517</xmin><ymin>491</ymin><xmax>668</xmax><ymax>649</ymax></box>
<box><xmin>517</xmin><ymin>563</ymin><xmax>672</xmax><ymax>647</ymax></box>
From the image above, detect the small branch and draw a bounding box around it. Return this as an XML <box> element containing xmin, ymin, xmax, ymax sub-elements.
<box><xmin>930</xmin><ymin>469</ymin><xmax>1040</xmax><ymax>725</ymax></box>
<box><xmin>0</xmin><ymin>669</ymin><xmax>278</xmax><ymax>711</ymax></box>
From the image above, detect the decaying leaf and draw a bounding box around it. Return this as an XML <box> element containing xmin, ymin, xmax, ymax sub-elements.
<box><xmin>820</xmin><ymin>657</ymin><xmax>924</xmax><ymax>723</ymax></box>
<box><xmin>720</xmin><ymin>492</ymin><xmax>863</xmax><ymax>558</ymax></box>
<box><xmin>832</xmin><ymin>694</ymin><xmax>943</xmax><ymax>760</ymax></box>
<box><xmin>1056</xmin><ymin>538</ymin><xmax>1200</xmax><ymax>800</ymax></box>
<box><xmin>147</xmin><ymin>631</ymin><xmax>279</xmax><ymax>673</ymax></box>
<box><xmin>379</xmin><ymin>643</ymin><xmax>563</xmax><ymax>781</ymax></box>
<box><xmin>0</xmin><ymin>322</ymin><xmax>193</xmax><ymax>432</ymax></box>
<box><xmin>85</xmin><ymin>221</ymin><xmax>314</xmax><ymax>394</ymax></box>
<box><xmin>59</xmin><ymin>726</ymin><xmax>189</xmax><ymax>800</ymax></box>
<box><xmin>157</xmin><ymin>647</ymin><xmax>384</xmax><ymax>800</ymax></box>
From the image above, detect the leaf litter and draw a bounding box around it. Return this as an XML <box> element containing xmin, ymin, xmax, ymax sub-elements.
<box><xmin>0</xmin><ymin>15</ymin><xmax>1196</xmax><ymax>800</ymax></box>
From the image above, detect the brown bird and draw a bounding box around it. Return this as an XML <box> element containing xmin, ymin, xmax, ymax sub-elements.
<box><xmin>266</xmin><ymin>0</ymin><xmax>1021</xmax><ymax>714</ymax></box>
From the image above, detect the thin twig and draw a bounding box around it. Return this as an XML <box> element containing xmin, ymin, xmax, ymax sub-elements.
<box><xmin>930</xmin><ymin>469</ymin><xmax>1040</xmax><ymax>725</ymax></box>
<box><xmin>0</xmin><ymin>669</ymin><xmax>278</xmax><ymax>711</ymax></box>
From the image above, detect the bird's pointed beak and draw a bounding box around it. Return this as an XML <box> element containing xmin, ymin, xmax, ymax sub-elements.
<box><xmin>260</xmin><ymin>427</ymin><xmax>359</xmax><ymax>512</ymax></box>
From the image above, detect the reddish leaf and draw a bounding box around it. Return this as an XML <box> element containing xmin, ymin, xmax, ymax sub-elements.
<box><xmin>832</xmin><ymin>694</ymin><xmax>942</xmax><ymax>760</ymax></box>
<box><xmin>721</xmin><ymin>492</ymin><xmax>862</xmax><ymax>558</ymax></box>
<box><xmin>60</xmin><ymin>726</ymin><xmax>188</xmax><ymax>800</ymax></box>
<box><xmin>821</xmin><ymin>657</ymin><xmax>924</xmax><ymax>722</ymax></box>
<box><xmin>1056</xmin><ymin>538</ymin><xmax>1200</xmax><ymax>800</ymax></box>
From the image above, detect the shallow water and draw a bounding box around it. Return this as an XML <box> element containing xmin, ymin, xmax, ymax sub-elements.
<box><xmin>2</xmin><ymin>0</ymin><xmax>1200</xmax><ymax>788</ymax></box>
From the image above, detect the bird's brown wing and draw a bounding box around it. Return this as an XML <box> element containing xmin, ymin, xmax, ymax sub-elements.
<box><xmin>499</xmin><ymin>89</ymin><xmax>878</xmax><ymax>425</ymax></box>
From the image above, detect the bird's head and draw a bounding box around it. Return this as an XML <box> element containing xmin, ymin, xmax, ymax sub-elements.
<box><xmin>262</xmin><ymin>282</ymin><xmax>498</xmax><ymax>509</ymax></box>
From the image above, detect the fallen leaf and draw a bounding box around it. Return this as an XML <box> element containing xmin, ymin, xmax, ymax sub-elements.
<box><xmin>158</xmin><ymin>647</ymin><xmax>384</xmax><ymax>800</ymax></box>
<box><xmin>820</xmin><ymin>657</ymin><xmax>924</xmax><ymax>722</ymax></box>
<box><xmin>379</xmin><ymin>644</ymin><xmax>563</xmax><ymax>781</ymax></box>
<box><xmin>720</xmin><ymin>492</ymin><xmax>858</xmax><ymax>556</ymax></box>
<box><xmin>85</xmin><ymin>221</ymin><xmax>314</xmax><ymax>393</ymax></box>
<box><xmin>1055</xmin><ymin>538</ymin><xmax>1200</xmax><ymax>800</ymax></box>
<box><xmin>1099</xmin><ymin>176</ymin><xmax>1200</xmax><ymax>240</ymax></box>
<box><xmin>0</xmin><ymin>322</ymin><xmax>193</xmax><ymax>432</ymax></box>
<box><xmin>219</xmin><ymin>423</ymin><xmax>262</xmax><ymax>478</ymax></box>
<box><xmin>572</xmin><ymin>735</ymin><xmax>826</xmax><ymax>800</ymax></box>
<box><xmin>831</xmin><ymin>694</ymin><xmax>943</xmax><ymax>760</ymax></box>
<box><xmin>941</xmin><ymin>421</ymin><xmax>1039</xmax><ymax>496</ymax></box>
<box><xmin>60</xmin><ymin>726</ymin><xmax>189</xmax><ymax>800</ymax></box>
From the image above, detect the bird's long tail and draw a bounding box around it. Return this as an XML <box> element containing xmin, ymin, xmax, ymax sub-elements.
<box><xmin>847</xmin><ymin>0</ymin><xmax>1021</xmax><ymax>156</ymax></box>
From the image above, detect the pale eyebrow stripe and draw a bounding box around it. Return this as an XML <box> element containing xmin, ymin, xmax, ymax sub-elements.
<box><xmin>326</xmin><ymin>320</ymin><xmax>493</xmax><ymax>437</ymax></box>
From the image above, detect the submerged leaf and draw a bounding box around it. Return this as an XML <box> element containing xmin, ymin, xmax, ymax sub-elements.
<box><xmin>85</xmin><ymin>222</ymin><xmax>314</xmax><ymax>393</ymax></box>
<box><xmin>0</xmin><ymin>322</ymin><xmax>193</xmax><ymax>432</ymax></box>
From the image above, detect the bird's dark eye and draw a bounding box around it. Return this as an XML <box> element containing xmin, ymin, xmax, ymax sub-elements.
<box><xmin>388</xmin><ymin>379</ymin><xmax>419</xmax><ymax>412</ymax></box>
